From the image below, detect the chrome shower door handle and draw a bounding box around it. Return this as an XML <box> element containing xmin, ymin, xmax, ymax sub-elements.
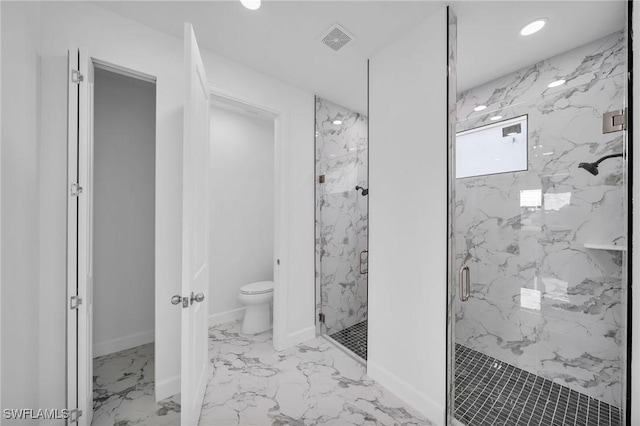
<box><xmin>359</xmin><ymin>250</ymin><xmax>368</xmax><ymax>274</ymax></box>
<box><xmin>459</xmin><ymin>265</ymin><xmax>470</xmax><ymax>302</ymax></box>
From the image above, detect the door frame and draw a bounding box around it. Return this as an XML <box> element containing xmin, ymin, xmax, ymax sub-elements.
<box><xmin>66</xmin><ymin>52</ymin><xmax>157</xmax><ymax>425</ymax></box>
<box><xmin>207</xmin><ymin>85</ymin><xmax>284</xmax><ymax>349</ymax></box>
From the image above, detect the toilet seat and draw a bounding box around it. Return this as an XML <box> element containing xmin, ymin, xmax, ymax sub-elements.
<box><xmin>240</xmin><ymin>280</ymin><xmax>274</xmax><ymax>295</ymax></box>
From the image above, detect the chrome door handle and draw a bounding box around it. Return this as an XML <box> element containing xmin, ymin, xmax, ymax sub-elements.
<box><xmin>190</xmin><ymin>292</ymin><xmax>205</xmax><ymax>305</ymax></box>
<box><xmin>171</xmin><ymin>294</ymin><xmax>188</xmax><ymax>308</ymax></box>
<box><xmin>459</xmin><ymin>265</ymin><xmax>470</xmax><ymax>302</ymax></box>
<box><xmin>359</xmin><ymin>250</ymin><xmax>368</xmax><ymax>274</ymax></box>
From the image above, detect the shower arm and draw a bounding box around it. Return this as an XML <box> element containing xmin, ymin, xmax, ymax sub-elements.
<box><xmin>594</xmin><ymin>153</ymin><xmax>623</xmax><ymax>165</ymax></box>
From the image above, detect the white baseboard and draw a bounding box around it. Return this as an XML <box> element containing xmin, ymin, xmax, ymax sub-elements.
<box><xmin>93</xmin><ymin>329</ymin><xmax>154</xmax><ymax>358</ymax></box>
<box><xmin>209</xmin><ymin>307</ymin><xmax>246</xmax><ymax>327</ymax></box>
<box><xmin>279</xmin><ymin>325</ymin><xmax>315</xmax><ymax>349</ymax></box>
<box><xmin>367</xmin><ymin>360</ymin><xmax>445</xmax><ymax>424</ymax></box>
<box><xmin>155</xmin><ymin>374</ymin><xmax>180</xmax><ymax>402</ymax></box>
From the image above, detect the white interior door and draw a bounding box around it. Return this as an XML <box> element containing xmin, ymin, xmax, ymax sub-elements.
<box><xmin>181</xmin><ymin>23</ymin><xmax>210</xmax><ymax>425</ymax></box>
<box><xmin>66</xmin><ymin>48</ymin><xmax>94</xmax><ymax>426</ymax></box>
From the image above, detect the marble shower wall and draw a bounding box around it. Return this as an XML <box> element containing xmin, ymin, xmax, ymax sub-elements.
<box><xmin>315</xmin><ymin>97</ymin><xmax>368</xmax><ymax>336</ymax></box>
<box><xmin>455</xmin><ymin>32</ymin><xmax>627</xmax><ymax>406</ymax></box>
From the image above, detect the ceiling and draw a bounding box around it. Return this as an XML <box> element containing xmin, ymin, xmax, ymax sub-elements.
<box><xmin>452</xmin><ymin>1</ymin><xmax>625</xmax><ymax>92</ymax></box>
<box><xmin>95</xmin><ymin>0</ymin><xmax>444</xmax><ymax>114</ymax></box>
<box><xmin>94</xmin><ymin>0</ymin><xmax>626</xmax><ymax>114</ymax></box>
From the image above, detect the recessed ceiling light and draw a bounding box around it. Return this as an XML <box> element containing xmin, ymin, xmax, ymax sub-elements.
<box><xmin>240</xmin><ymin>0</ymin><xmax>261</xmax><ymax>10</ymax></box>
<box><xmin>474</xmin><ymin>105</ymin><xmax>487</xmax><ymax>112</ymax></box>
<box><xmin>490</xmin><ymin>115</ymin><xmax>503</xmax><ymax>121</ymax></box>
<box><xmin>520</xmin><ymin>19</ymin><xmax>546</xmax><ymax>36</ymax></box>
<box><xmin>333</xmin><ymin>120</ymin><xmax>343</xmax><ymax>125</ymax></box>
<box><xmin>547</xmin><ymin>79</ymin><xmax>566</xmax><ymax>88</ymax></box>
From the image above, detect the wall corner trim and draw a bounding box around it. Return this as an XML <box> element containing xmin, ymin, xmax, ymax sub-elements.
<box><xmin>367</xmin><ymin>360</ymin><xmax>445</xmax><ymax>424</ymax></box>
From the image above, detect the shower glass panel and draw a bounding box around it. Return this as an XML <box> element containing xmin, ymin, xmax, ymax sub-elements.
<box><xmin>449</xmin><ymin>9</ymin><xmax>628</xmax><ymax>425</ymax></box>
<box><xmin>315</xmin><ymin>96</ymin><xmax>369</xmax><ymax>360</ymax></box>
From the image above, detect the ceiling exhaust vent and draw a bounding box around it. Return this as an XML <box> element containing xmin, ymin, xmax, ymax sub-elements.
<box><xmin>321</xmin><ymin>23</ymin><xmax>355</xmax><ymax>52</ymax></box>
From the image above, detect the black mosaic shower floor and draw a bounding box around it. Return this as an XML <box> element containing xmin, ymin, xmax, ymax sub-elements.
<box><xmin>454</xmin><ymin>344</ymin><xmax>622</xmax><ymax>426</ymax></box>
<box><xmin>329</xmin><ymin>321</ymin><xmax>367</xmax><ymax>360</ymax></box>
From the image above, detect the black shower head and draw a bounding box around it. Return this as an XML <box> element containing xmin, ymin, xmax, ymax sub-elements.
<box><xmin>355</xmin><ymin>186</ymin><xmax>369</xmax><ymax>196</ymax></box>
<box><xmin>578</xmin><ymin>162</ymin><xmax>599</xmax><ymax>176</ymax></box>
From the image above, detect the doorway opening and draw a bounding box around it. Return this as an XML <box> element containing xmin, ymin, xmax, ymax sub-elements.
<box><xmin>88</xmin><ymin>64</ymin><xmax>172</xmax><ymax>425</ymax></box>
<box><xmin>208</xmin><ymin>94</ymin><xmax>278</xmax><ymax>337</ymax></box>
<box><xmin>314</xmin><ymin>95</ymin><xmax>369</xmax><ymax>362</ymax></box>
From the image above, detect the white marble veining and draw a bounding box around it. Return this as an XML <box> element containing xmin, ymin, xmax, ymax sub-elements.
<box><xmin>454</xmin><ymin>31</ymin><xmax>627</xmax><ymax>407</ymax></box>
<box><xmin>315</xmin><ymin>97</ymin><xmax>368</xmax><ymax>336</ymax></box>
<box><xmin>92</xmin><ymin>343</ymin><xmax>181</xmax><ymax>426</ymax></box>
<box><xmin>199</xmin><ymin>321</ymin><xmax>431</xmax><ymax>425</ymax></box>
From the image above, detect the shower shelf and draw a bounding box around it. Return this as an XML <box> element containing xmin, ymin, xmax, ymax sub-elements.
<box><xmin>584</xmin><ymin>243</ymin><xmax>627</xmax><ymax>251</ymax></box>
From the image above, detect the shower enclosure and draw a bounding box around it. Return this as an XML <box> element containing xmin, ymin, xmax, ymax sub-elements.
<box><xmin>448</xmin><ymin>4</ymin><xmax>629</xmax><ymax>425</ymax></box>
<box><xmin>315</xmin><ymin>96</ymin><xmax>369</xmax><ymax>360</ymax></box>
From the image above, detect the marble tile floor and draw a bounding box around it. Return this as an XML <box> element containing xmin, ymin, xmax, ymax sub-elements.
<box><xmin>454</xmin><ymin>344</ymin><xmax>622</xmax><ymax>426</ymax></box>
<box><xmin>92</xmin><ymin>343</ymin><xmax>181</xmax><ymax>426</ymax></box>
<box><xmin>329</xmin><ymin>320</ymin><xmax>368</xmax><ymax>361</ymax></box>
<box><xmin>91</xmin><ymin>323</ymin><xmax>432</xmax><ymax>426</ymax></box>
<box><xmin>199</xmin><ymin>321</ymin><xmax>431</xmax><ymax>425</ymax></box>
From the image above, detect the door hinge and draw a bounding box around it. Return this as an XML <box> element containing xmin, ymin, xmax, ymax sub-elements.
<box><xmin>318</xmin><ymin>312</ymin><xmax>325</xmax><ymax>323</ymax></box>
<box><xmin>318</xmin><ymin>175</ymin><xmax>325</xmax><ymax>184</ymax></box>
<box><xmin>603</xmin><ymin>109</ymin><xmax>626</xmax><ymax>133</ymax></box>
<box><xmin>68</xmin><ymin>408</ymin><xmax>82</xmax><ymax>423</ymax></box>
<box><xmin>71</xmin><ymin>69</ymin><xmax>84</xmax><ymax>84</ymax></box>
<box><xmin>70</xmin><ymin>295</ymin><xmax>83</xmax><ymax>310</ymax></box>
<box><xmin>71</xmin><ymin>183</ymin><xmax>83</xmax><ymax>197</ymax></box>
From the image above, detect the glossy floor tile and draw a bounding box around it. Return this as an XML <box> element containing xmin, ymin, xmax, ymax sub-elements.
<box><xmin>92</xmin><ymin>343</ymin><xmax>180</xmax><ymax>426</ymax></box>
<box><xmin>199</xmin><ymin>321</ymin><xmax>432</xmax><ymax>425</ymax></box>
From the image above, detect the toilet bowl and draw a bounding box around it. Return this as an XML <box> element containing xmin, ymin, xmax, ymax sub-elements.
<box><xmin>239</xmin><ymin>281</ymin><xmax>274</xmax><ymax>334</ymax></box>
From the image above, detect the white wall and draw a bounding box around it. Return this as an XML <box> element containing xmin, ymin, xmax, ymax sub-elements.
<box><xmin>0</xmin><ymin>0</ymin><xmax>315</xmax><ymax>405</ymax></box>
<box><xmin>38</xmin><ymin>54</ymin><xmax>68</xmax><ymax>424</ymax></box>
<box><xmin>93</xmin><ymin>68</ymin><xmax>156</xmax><ymax>357</ymax></box>
<box><xmin>209</xmin><ymin>105</ymin><xmax>274</xmax><ymax>325</ymax></box>
<box><xmin>1</xmin><ymin>1</ymin><xmax>42</xmax><ymax>420</ymax></box>
<box><xmin>368</xmin><ymin>6</ymin><xmax>447</xmax><ymax>423</ymax></box>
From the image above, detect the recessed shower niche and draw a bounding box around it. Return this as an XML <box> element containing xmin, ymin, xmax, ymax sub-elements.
<box><xmin>315</xmin><ymin>96</ymin><xmax>369</xmax><ymax>361</ymax></box>
<box><xmin>448</xmin><ymin>2</ymin><xmax>629</xmax><ymax>425</ymax></box>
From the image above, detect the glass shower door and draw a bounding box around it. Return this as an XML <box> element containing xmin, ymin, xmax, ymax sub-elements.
<box><xmin>315</xmin><ymin>96</ymin><xmax>369</xmax><ymax>360</ymax></box>
<box><xmin>450</xmin><ymin>28</ymin><xmax>628</xmax><ymax>425</ymax></box>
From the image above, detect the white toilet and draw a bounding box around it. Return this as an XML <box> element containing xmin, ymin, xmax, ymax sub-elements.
<box><xmin>238</xmin><ymin>280</ymin><xmax>274</xmax><ymax>334</ymax></box>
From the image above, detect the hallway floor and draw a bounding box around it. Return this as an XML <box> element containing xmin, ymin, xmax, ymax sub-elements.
<box><xmin>199</xmin><ymin>321</ymin><xmax>431</xmax><ymax>425</ymax></box>
<box><xmin>92</xmin><ymin>323</ymin><xmax>432</xmax><ymax>425</ymax></box>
